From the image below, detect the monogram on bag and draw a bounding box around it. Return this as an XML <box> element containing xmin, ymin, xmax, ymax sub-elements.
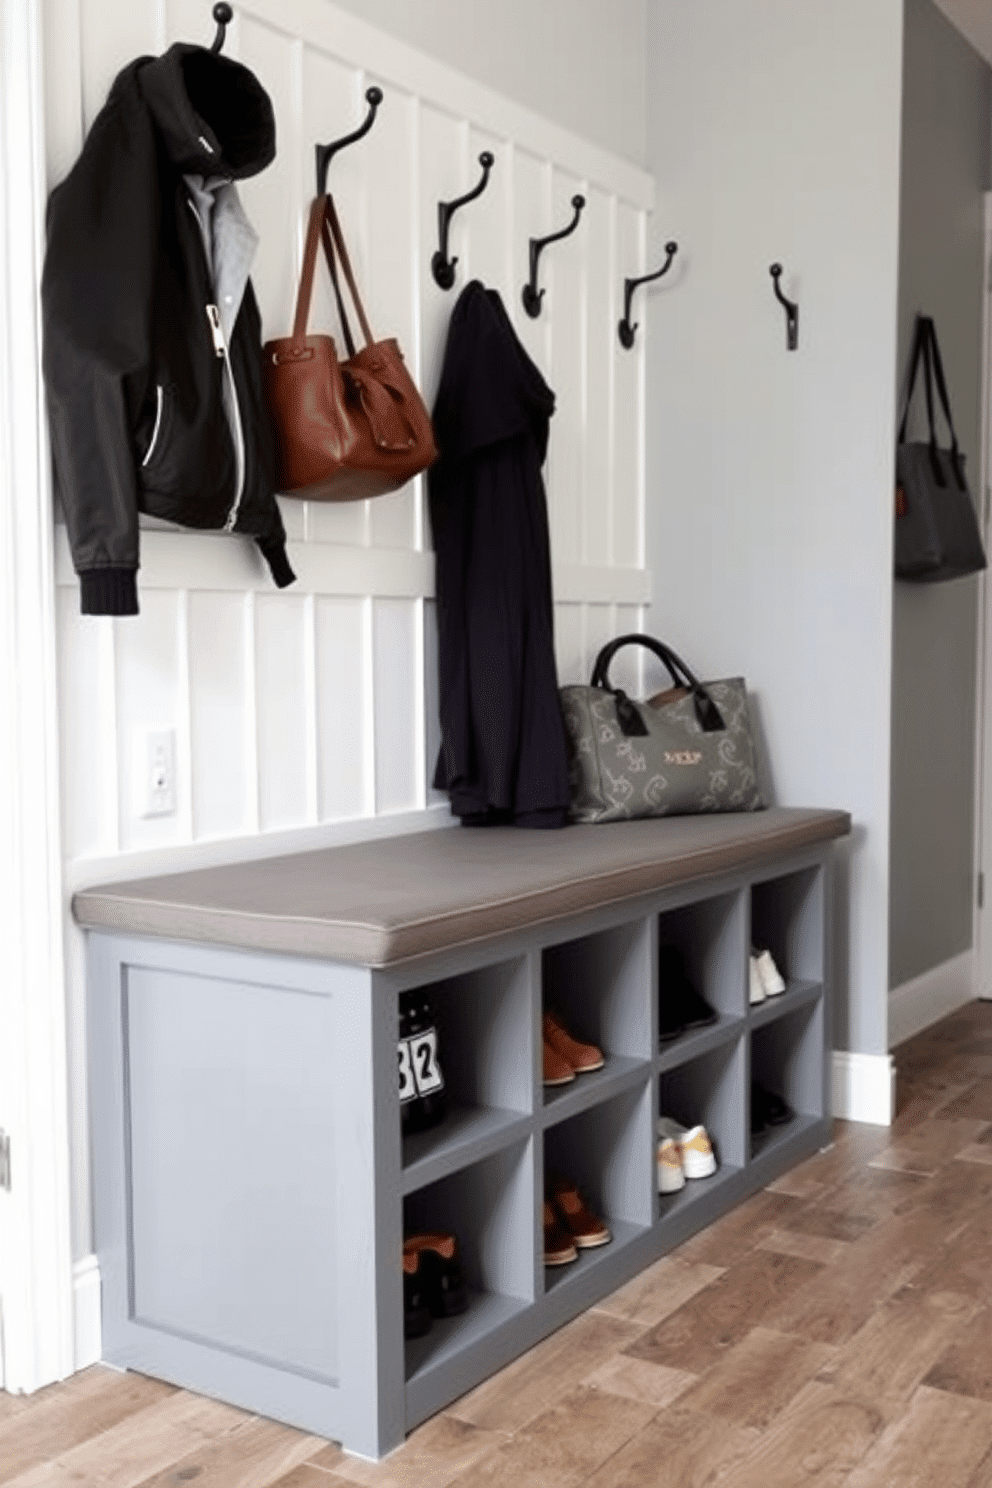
<box><xmin>264</xmin><ymin>194</ymin><xmax>437</xmax><ymax>501</ymax></box>
<box><xmin>560</xmin><ymin>635</ymin><xmax>764</xmax><ymax>824</ymax></box>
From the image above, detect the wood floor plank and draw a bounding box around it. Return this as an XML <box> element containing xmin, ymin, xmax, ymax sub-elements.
<box><xmin>4</xmin><ymin>1389</ymin><xmax>248</xmax><ymax>1488</ymax></box>
<box><xmin>672</xmin><ymin>1190</ymin><xmax>809</xmax><ymax>1268</ymax></box>
<box><xmin>924</xmin><ymin>1308</ymin><xmax>992</xmax><ymax>1403</ymax></box>
<box><xmin>592</xmin><ymin>1255</ymin><xmax>725</xmax><ymax>1327</ymax></box>
<box><xmin>675</xmin><ymin>1326</ymin><xmax>837</xmax><ymax>1430</ymax></box>
<box><xmin>843</xmin><ymin>1385</ymin><xmax>992</xmax><ymax>1487</ymax></box>
<box><xmin>444</xmin><ymin>1386</ymin><xmax>654</xmax><ymax>1488</ymax></box>
<box><xmin>867</xmin><ymin>1117</ymin><xmax>989</xmax><ymax>1176</ymax></box>
<box><xmin>815</xmin><ymin>1286</ymin><xmax>980</xmax><ymax>1406</ymax></box>
<box><xmin>579</xmin><ymin>1408</ymin><xmax>761</xmax><ymax>1488</ymax></box>
<box><xmin>623</xmin><ymin>1250</ymin><xmax>823</xmax><ymax>1374</ymax></box>
<box><xmin>756</xmin><ymin>1228</ymin><xmax>851</xmax><ymax>1266</ymax></box>
<box><xmin>129</xmin><ymin>1417</ymin><xmax>327</xmax><ymax>1488</ymax></box>
<box><xmin>580</xmin><ymin>1355</ymin><xmax>697</xmax><ymax>1408</ymax></box>
<box><xmin>712</xmin><ymin>1381</ymin><xmax>894</xmax><ymax>1488</ymax></box>
<box><xmin>446</xmin><ymin>1310</ymin><xmax>643</xmax><ymax>1434</ymax></box>
<box><xmin>0</xmin><ymin>1369</ymin><xmax>177</xmax><ymax>1484</ymax></box>
<box><xmin>309</xmin><ymin>1414</ymin><xmax>507</xmax><ymax>1488</ymax></box>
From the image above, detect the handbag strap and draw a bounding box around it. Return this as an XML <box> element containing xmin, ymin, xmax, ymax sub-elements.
<box><xmin>290</xmin><ymin>195</ymin><xmax>376</xmax><ymax>353</ymax></box>
<box><xmin>897</xmin><ymin>314</ymin><xmax>931</xmax><ymax>446</ymax></box>
<box><xmin>590</xmin><ymin>634</ymin><xmax>725</xmax><ymax>736</ymax></box>
<box><xmin>924</xmin><ymin>320</ymin><xmax>967</xmax><ymax>491</ymax></box>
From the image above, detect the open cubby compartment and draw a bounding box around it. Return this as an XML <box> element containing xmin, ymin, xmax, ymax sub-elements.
<box><xmin>401</xmin><ymin>955</ymin><xmax>534</xmax><ymax>1192</ymax></box>
<box><xmin>657</xmin><ymin>1036</ymin><xmax>746</xmax><ymax>1217</ymax></box>
<box><xmin>749</xmin><ymin>994</ymin><xmax>825</xmax><ymax>1162</ymax></box>
<box><xmin>404</xmin><ymin>1138</ymin><xmax>536</xmax><ymax>1385</ymax></box>
<box><xmin>542</xmin><ymin>1080</ymin><xmax>655</xmax><ymax>1295</ymax></box>
<box><xmin>657</xmin><ymin>887</ymin><xmax>748</xmax><ymax>1037</ymax></box>
<box><xmin>541</xmin><ymin>917</ymin><xmax>653</xmax><ymax>1117</ymax></box>
<box><xmin>750</xmin><ymin>863</ymin><xmax>825</xmax><ymax>996</ymax></box>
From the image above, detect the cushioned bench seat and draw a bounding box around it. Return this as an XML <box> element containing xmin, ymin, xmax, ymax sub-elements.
<box><xmin>73</xmin><ymin>805</ymin><xmax>850</xmax><ymax>967</ymax></box>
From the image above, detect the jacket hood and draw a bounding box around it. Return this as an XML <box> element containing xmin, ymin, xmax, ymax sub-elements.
<box><xmin>136</xmin><ymin>43</ymin><xmax>276</xmax><ymax>179</ymax></box>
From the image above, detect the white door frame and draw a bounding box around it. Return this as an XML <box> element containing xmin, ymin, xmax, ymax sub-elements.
<box><xmin>0</xmin><ymin>0</ymin><xmax>75</xmax><ymax>1392</ymax></box>
<box><xmin>973</xmin><ymin>191</ymin><xmax>992</xmax><ymax>1001</ymax></box>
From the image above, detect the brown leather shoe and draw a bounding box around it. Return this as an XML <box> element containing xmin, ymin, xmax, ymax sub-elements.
<box><xmin>543</xmin><ymin>1037</ymin><xmax>576</xmax><ymax>1087</ymax></box>
<box><xmin>549</xmin><ymin>1178</ymin><xmax>612</xmax><ymax>1249</ymax></box>
<box><xmin>543</xmin><ymin>1201</ymin><xmax>578</xmax><ymax>1265</ymax></box>
<box><xmin>543</xmin><ymin>1012</ymin><xmax>605</xmax><ymax>1074</ymax></box>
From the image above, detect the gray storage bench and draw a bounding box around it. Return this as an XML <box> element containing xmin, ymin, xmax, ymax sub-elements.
<box><xmin>75</xmin><ymin>805</ymin><xmax>850</xmax><ymax>1459</ymax></box>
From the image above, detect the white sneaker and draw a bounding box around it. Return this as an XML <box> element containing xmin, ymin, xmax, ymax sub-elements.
<box><xmin>657</xmin><ymin>1117</ymin><xmax>717</xmax><ymax>1179</ymax></box>
<box><xmin>657</xmin><ymin>1135</ymin><xmax>685</xmax><ymax>1193</ymax></box>
<box><xmin>749</xmin><ymin>955</ymin><xmax>766</xmax><ymax>1004</ymax></box>
<box><xmin>754</xmin><ymin>948</ymin><xmax>786</xmax><ymax>997</ymax></box>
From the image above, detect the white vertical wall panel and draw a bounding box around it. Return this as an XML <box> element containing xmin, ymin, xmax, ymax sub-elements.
<box><xmin>372</xmin><ymin>598</ymin><xmax>419</xmax><ymax>815</ymax></box>
<box><xmin>315</xmin><ymin>596</ymin><xmax>369</xmax><ymax>820</ymax></box>
<box><xmin>54</xmin><ymin>0</ymin><xmax>651</xmax><ymax>879</ymax></box>
<box><xmin>254</xmin><ymin>594</ymin><xmax>311</xmax><ymax>830</ymax></box>
<box><xmin>114</xmin><ymin>592</ymin><xmax>185</xmax><ymax>853</ymax></box>
<box><xmin>188</xmin><ymin>594</ymin><xmax>252</xmax><ymax>841</ymax></box>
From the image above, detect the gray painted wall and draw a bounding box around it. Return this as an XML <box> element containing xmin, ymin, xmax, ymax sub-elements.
<box><xmin>326</xmin><ymin>0</ymin><xmax>648</xmax><ymax>165</ymax></box>
<box><xmin>889</xmin><ymin>0</ymin><xmax>992</xmax><ymax>989</ymax></box>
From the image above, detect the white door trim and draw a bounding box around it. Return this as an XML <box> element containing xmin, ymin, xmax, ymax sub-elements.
<box><xmin>0</xmin><ymin>0</ymin><xmax>75</xmax><ymax>1392</ymax></box>
<box><xmin>974</xmin><ymin>192</ymin><xmax>992</xmax><ymax>1003</ymax></box>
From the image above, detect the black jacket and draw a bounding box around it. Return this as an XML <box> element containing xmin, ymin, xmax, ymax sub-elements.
<box><xmin>42</xmin><ymin>44</ymin><xmax>294</xmax><ymax>615</ymax></box>
<box><xmin>429</xmin><ymin>282</ymin><xmax>571</xmax><ymax>828</ymax></box>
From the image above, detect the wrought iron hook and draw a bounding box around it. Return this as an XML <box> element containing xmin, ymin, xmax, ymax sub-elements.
<box><xmin>210</xmin><ymin>2</ymin><xmax>232</xmax><ymax>52</ymax></box>
<box><xmin>432</xmin><ymin>152</ymin><xmax>495</xmax><ymax>290</ymax></box>
<box><xmin>315</xmin><ymin>86</ymin><xmax>384</xmax><ymax>195</ymax></box>
<box><xmin>770</xmin><ymin>263</ymin><xmax>799</xmax><ymax>351</ymax></box>
<box><xmin>618</xmin><ymin>241</ymin><xmax>678</xmax><ymax>349</ymax></box>
<box><xmin>521</xmin><ymin>194</ymin><xmax>586</xmax><ymax>318</ymax></box>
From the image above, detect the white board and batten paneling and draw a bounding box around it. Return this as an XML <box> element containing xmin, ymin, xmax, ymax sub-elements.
<box><xmin>47</xmin><ymin>0</ymin><xmax>653</xmax><ymax>888</ymax></box>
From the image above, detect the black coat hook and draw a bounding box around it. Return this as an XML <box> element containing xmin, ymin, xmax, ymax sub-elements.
<box><xmin>521</xmin><ymin>194</ymin><xmax>586</xmax><ymax>318</ymax></box>
<box><xmin>315</xmin><ymin>87</ymin><xmax>383</xmax><ymax>196</ymax></box>
<box><xmin>210</xmin><ymin>2</ymin><xmax>232</xmax><ymax>51</ymax></box>
<box><xmin>432</xmin><ymin>152</ymin><xmax>495</xmax><ymax>291</ymax></box>
<box><xmin>618</xmin><ymin>241</ymin><xmax>678</xmax><ymax>349</ymax></box>
<box><xmin>770</xmin><ymin>263</ymin><xmax>799</xmax><ymax>350</ymax></box>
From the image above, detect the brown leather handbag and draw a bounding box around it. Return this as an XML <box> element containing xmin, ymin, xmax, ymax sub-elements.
<box><xmin>263</xmin><ymin>195</ymin><xmax>437</xmax><ymax>500</ymax></box>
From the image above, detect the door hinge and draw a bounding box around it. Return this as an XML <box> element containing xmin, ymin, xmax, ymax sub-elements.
<box><xmin>0</xmin><ymin>1132</ymin><xmax>9</xmax><ymax>1192</ymax></box>
<box><xmin>979</xmin><ymin>872</ymin><xmax>985</xmax><ymax>910</ymax></box>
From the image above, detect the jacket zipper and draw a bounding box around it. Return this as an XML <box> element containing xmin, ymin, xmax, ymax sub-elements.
<box><xmin>205</xmin><ymin>302</ymin><xmax>247</xmax><ymax>531</ymax></box>
<box><xmin>141</xmin><ymin>384</ymin><xmax>165</xmax><ymax>468</ymax></box>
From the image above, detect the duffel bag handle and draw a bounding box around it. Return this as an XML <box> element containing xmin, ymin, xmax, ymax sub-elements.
<box><xmin>590</xmin><ymin>634</ymin><xmax>725</xmax><ymax>737</ymax></box>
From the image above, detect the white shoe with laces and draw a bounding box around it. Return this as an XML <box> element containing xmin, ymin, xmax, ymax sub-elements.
<box><xmin>749</xmin><ymin>955</ymin><xmax>766</xmax><ymax>1005</ymax></box>
<box><xmin>656</xmin><ymin>1117</ymin><xmax>717</xmax><ymax>1180</ymax></box>
<box><xmin>754</xmin><ymin>948</ymin><xmax>786</xmax><ymax>997</ymax></box>
<box><xmin>657</xmin><ymin>1135</ymin><xmax>685</xmax><ymax>1194</ymax></box>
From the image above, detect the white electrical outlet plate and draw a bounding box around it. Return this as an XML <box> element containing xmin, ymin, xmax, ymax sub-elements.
<box><xmin>135</xmin><ymin>728</ymin><xmax>177</xmax><ymax>818</ymax></box>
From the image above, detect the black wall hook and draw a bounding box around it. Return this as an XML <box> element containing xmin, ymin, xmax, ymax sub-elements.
<box><xmin>210</xmin><ymin>2</ymin><xmax>232</xmax><ymax>51</ymax></box>
<box><xmin>770</xmin><ymin>263</ymin><xmax>799</xmax><ymax>350</ymax></box>
<box><xmin>521</xmin><ymin>194</ymin><xmax>586</xmax><ymax>318</ymax></box>
<box><xmin>618</xmin><ymin>241</ymin><xmax>678</xmax><ymax>349</ymax></box>
<box><xmin>432</xmin><ymin>152</ymin><xmax>495</xmax><ymax>290</ymax></box>
<box><xmin>315</xmin><ymin>86</ymin><xmax>383</xmax><ymax>195</ymax></box>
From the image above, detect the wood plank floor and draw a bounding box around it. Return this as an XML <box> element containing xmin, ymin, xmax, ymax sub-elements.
<box><xmin>8</xmin><ymin>1000</ymin><xmax>992</xmax><ymax>1487</ymax></box>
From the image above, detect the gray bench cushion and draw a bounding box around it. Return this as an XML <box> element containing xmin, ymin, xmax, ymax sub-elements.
<box><xmin>72</xmin><ymin>807</ymin><xmax>850</xmax><ymax>967</ymax></box>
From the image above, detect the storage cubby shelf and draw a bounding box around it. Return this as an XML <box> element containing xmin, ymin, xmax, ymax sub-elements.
<box><xmin>657</xmin><ymin>1162</ymin><xmax>745</xmax><ymax>1224</ymax></box>
<box><xmin>750</xmin><ymin>1111</ymin><xmax>823</xmax><ymax>1167</ymax></box>
<box><xmin>541</xmin><ymin>1055</ymin><xmax>652</xmax><ymax>1128</ymax></box>
<box><xmin>656</xmin><ymin>1014</ymin><xmax>745</xmax><ymax>1073</ymax></box>
<box><xmin>402</xmin><ymin>1107</ymin><xmax>534</xmax><ymax>1195</ymax></box>
<box><xmin>404</xmin><ymin>1289</ymin><xmax>530</xmax><ymax>1384</ymax></box>
<box><xmin>749</xmin><ymin>979</ymin><xmax>822</xmax><ymax>1030</ymax></box>
<box><xmin>543</xmin><ymin>1217</ymin><xmax>650</xmax><ymax>1296</ymax></box>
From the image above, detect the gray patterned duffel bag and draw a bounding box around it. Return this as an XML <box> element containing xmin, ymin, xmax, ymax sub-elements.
<box><xmin>560</xmin><ymin>635</ymin><xmax>765</xmax><ymax>824</ymax></box>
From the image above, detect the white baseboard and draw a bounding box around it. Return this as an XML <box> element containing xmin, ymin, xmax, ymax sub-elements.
<box><xmin>831</xmin><ymin>1051</ymin><xmax>895</xmax><ymax>1126</ymax></box>
<box><xmin>73</xmin><ymin>1256</ymin><xmax>101</xmax><ymax>1370</ymax></box>
<box><xmin>888</xmin><ymin>950</ymin><xmax>976</xmax><ymax>1050</ymax></box>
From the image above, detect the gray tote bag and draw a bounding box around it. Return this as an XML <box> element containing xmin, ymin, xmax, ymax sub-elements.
<box><xmin>560</xmin><ymin>636</ymin><xmax>765</xmax><ymax>824</ymax></box>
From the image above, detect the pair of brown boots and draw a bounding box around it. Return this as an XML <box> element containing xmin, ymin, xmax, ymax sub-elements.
<box><xmin>543</xmin><ymin>1178</ymin><xmax>611</xmax><ymax>1266</ymax></box>
<box><xmin>542</xmin><ymin>1011</ymin><xmax>604</xmax><ymax>1087</ymax></box>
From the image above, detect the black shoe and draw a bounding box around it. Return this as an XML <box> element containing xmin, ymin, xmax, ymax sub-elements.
<box><xmin>751</xmin><ymin>1081</ymin><xmax>793</xmax><ymax>1137</ymax></box>
<box><xmin>404</xmin><ymin>1233</ymin><xmax>469</xmax><ymax>1318</ymax></box>
<box><xmin>403</xmin><ymin>1253</ymin><xmax>432</xmax><ymax>1339</ymax></box>
<box><xmin>658</xmin><ymin>946</ymin><xmax>718</xmax><ymax>1045</ymax></box>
